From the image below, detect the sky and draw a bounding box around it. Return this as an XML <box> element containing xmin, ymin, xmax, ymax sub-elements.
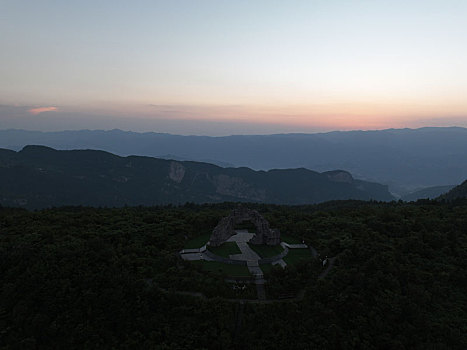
<box><xmin>1</xmin><ymin>0</ymin><xmax>467</xmax><ymax>135</ymax></box>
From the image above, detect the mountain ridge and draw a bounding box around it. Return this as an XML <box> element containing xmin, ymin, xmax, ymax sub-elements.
<box><xmin>438</xmin><ymin>180</ymin><xmax>467</xmax><ymax>201</ymax></box>
<box><xmin>1</xmin><ymin>127</ymin><xmax>466</xmax><ymax>193</ymax></box>
<box><xmin>401</xmin><ymin>185</ymin><xmax>455</xmax><ymax>201</ymax></box>
<box><xmin>0</xmin><ymin>145</ymin><xmax>394</xmax><ymax>209</ymax></box>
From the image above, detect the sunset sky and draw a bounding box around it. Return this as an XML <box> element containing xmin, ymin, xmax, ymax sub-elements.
<box><xmin>1</xmin><ymin>0</ymin><xmax>467</xmax><ymax>135</ymax></box>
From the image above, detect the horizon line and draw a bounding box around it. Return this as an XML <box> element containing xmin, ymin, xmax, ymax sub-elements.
<box><xmin>1</xmin><ymin>125</ymin><xmax>466</xmax><ymax>138</ymax></box>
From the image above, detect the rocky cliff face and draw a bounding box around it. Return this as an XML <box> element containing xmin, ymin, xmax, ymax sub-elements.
<box><xmin>323</xmin><ymin>170</ymin><xmax>354</xmax><ymax>184</ymax></box>
<box><xmin>169</xmin><ymin>161</ymin><xmax>185</xmax><ymax>183</ymax></box>
<box><xmin>213</xmin><ymin>174</ymin><xmax>266</xmax><ymax>201</ymax></box>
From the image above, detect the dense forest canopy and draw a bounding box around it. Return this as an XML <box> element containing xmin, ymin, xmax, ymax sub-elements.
<box><xmin>0</xmin><ymin>200</ymin><xmax>466</xmax><ymax>349</ymax></box>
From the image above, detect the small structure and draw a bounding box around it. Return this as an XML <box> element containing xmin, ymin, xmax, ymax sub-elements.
<box><xmin>209</xmin><ymin>208</ymin><xmax>280</xmax><ymax>246</ymax></box>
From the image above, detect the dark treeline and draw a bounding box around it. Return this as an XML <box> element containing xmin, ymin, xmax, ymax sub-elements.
<box><xmin>0</xmin><ymin>200</ymin><xmax>466</xmax><ymax>349</ymax></box>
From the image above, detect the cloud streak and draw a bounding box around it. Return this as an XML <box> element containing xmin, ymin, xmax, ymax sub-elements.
<box><xmin>28</xmin><ymin>106</ymin><xmax>58</xmax><ymax>115</ymax></box>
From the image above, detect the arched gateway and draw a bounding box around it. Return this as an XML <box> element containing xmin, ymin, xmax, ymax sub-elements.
<box><xmin>209</xmin><ymin>208</ymin><xmax>280</xmax><ymax>247</ymax></box>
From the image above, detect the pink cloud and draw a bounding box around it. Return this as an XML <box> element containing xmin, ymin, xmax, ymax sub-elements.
<box><xmin>28</xmin><ymin>106</ymin><xmax>58</xmax><ymax>115</ymax></box>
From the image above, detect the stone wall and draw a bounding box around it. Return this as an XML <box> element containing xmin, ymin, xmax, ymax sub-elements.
<box><xmin>209</xmin><ymin>208</ymin><xmax>281</xmax><ymax>246</ymax></box>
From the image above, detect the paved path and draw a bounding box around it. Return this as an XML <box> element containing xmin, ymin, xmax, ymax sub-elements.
<box><xmin>179</xmin><ymin>231</ymin><xmax>331</xmax><ymax>301</ymax></box>
<box><xmin>309</xmin><ymin>246</ymin><xmax>318</xmax><ymax>258</ymax></box>
<box><xmin>256</xmin><ymin>284</ymin><xmax>266</xmax><ymax>300</ymax></box>
<box><xmin>246</xmin><ymin>261</ymin><xmax>264</xmax><ymax>279</ymax></box>
<box><xmin>180</xmin><ymin>252</ymin><xmax>214</xmax><ymax>261</ymax></box>
<box><xmin>318</xmin><ymin>257</ymin><xmax>336</xmax><ymax>279</ymax></box>
<box><xmin>231</xmin><ymin>242</ymin><xmax>261</xmax><ymax>261</ymax></box>
<box><xmin>272</xmin><ymin>259</ymin><xmax>287</xmax><ymax>268</ymax></box>
<box><xmin>233</xmin><ymin>302</ymin><xmax>245</xmax><ymax>342</ymax></box>
<box><xmin>154</xmin><ymin>285</ymin><xmax>302</xmax><ymax>304</ymax></box>
<box><xmin>227</xmin><ymin>230</ymin><xmax>261</xmax><ymax>262</ymax></box>
<box><xmin>281</xmin><ymin>242</ymin><xmax>308</xmax><ymax>249</ymax></box>
<box><xmin>180</xmin><ymin>245</ymin><xmax>210</xmax><ymax>261</ymax></box>
<box><xmin>151</xmin><ymin>254</ymin><xmax>337</xmax><ymax>304</ymax></box>
<box><xmin>180</xmin><ymin>248</ymin><xmax>202</xmax><ymax>254</ymax></box>
<box><xmin>227</xmin><ymin>231</ymin><xmax>266</xmax><ymax>296</ymax></box>
<box><xmin>226</xmin><ymin>230</ymin><xmax>253</xmax><ymax>243</ymax></box>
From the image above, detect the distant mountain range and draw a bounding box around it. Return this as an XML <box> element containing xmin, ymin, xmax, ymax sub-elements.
<box><xmin>1</xmin><ymin>127</ymin><xmax>465</xmax><ymax>195</ymax></box>
<box><xmin>0</xmin><ymin>145</ymin><xmax>394</xmax><ymax>209</ymax></box>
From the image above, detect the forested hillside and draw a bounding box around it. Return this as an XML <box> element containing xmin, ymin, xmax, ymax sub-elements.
<box><xmin>0</xmin><ymin>145</ymin><xmax>393</xmax><ymax>209</ymax></box>
<box><xmin>401</xmin><ymin>185</ymin><xmax>454</xmax><ymax>201</ymax></box>
<box><xmin>2</xmin><ymin>127</ymin><xmax>467</xmax><ymax>191</ymax></box>
<box><xmin>439</xmin><ymin>180</ymin><xmax>467</xmax><ymax>201</ymax></box>
<box><xmin>1</xmin><ymin>200</ymin><xmax>466</xmax><ymax>349</ymax></box>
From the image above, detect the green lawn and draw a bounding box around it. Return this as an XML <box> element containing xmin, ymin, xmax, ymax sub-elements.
<box><xmin>283</xmin><ymin>248</ymin><xmax>313</xmax><ymax>265</ymax></box>
<box><xmin>192</xmin><ymin>261</ymin><xmax>251</xmax><ymax>277</ymax></box>
<box><xmin>184</xmin><ymin>233</ymin><xmax>211</xmax><ymax>249</ymax></box>
<box><xmin>260</xmin><ymin>263</ymin><xmax>277</xmax><ymax>274</ymax></box>
<box><xmin>248</xmin><ymin>243</ymin><xmax>284</xmax><ymax>258</ymax></box>
<box><xmin>280</xmin><ymin>234</ymin><xmax>302</xmax><ymax>244</ymax></box>
<box><xmin>207</xmin><ymin>241</ymin><xmax>241</xmax><ymax>258</ymax></box>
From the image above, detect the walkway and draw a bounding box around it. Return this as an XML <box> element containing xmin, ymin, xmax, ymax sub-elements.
<box><xmin>179</xmin><ymin>251</ymin><xmax>214</xmax><ymax>261</ymax></box>
<box><xmin>179</xmin><ymin>231</ymin><xmax>331</xmax><ymax>301</ymax></box>
<box><xmin>153</xmin><ymin>282</ymin><xmax>309</xmax><ymax>304</ymax></box>
<box><xmin>227</xmin><ymin>231</ymin><xmax>259</xmax><ymax>260</ymax></box>
<box><xmin>272</xmin><ymin>259</ymin><xmax>287</xmax><ymax>268</ymax></box>
<box><xmin>175</xmin><ymin>252</ymin><xmax>337</xmax><ymax>303</ymax></box>
<box><xmin>227</xmin><ymin>231</ymin><xmax>264</xmax><ymax>278</ymax></box>
<box><xmin>179</xmin><ymin>245</ymin><xmax>214</xmax><ymax>261</ymax></box>
<box><xmin>318</xmin><ymin>257</ymin><xmax>336</xmax><ymax>279</ymax></box>
<box><xmin>230</xmin><ymin>241</ymin><xmax>261</xmax><ymax>262</ymax></box>
<box><xmin>281</xmin><ymin>242</ymin><xmax>308</xmax><ymax>249</ymax></box>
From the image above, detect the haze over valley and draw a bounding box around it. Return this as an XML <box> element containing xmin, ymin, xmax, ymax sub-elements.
<box><xmin>1</xmin><ymin>127</ymin><xmax>466</xmax><ymax>198</ymax></box>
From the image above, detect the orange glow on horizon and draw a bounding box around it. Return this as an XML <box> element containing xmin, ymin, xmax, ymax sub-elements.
<box><xmin>28</xmin><ymin>106</ymin><xmax>58</xmax><ymax>115</ymax></box>
<box><xmin>60</xmin><ymin>100</ymin><xmax>467</xmax><ymax>132</ymax></box>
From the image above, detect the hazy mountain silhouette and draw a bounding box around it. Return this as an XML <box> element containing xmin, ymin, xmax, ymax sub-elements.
<box><xmin>0</xmin><ymin>145</ymin><xmax>393</xmax><ymax>209</ymax></box>
<box><xmin>438</xmin><ymin>180</ymin><xmax>467</xmax><ymax>201</ymax></box>
<box><xmin>401</xmin><ymin>185</ymin><xmax>455</xmax><ymax>201</ymax></box>
<box><xmin>1</xmin><ymin>127</ymin><xmax>466</xmax><ymax>194</ymax></box>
